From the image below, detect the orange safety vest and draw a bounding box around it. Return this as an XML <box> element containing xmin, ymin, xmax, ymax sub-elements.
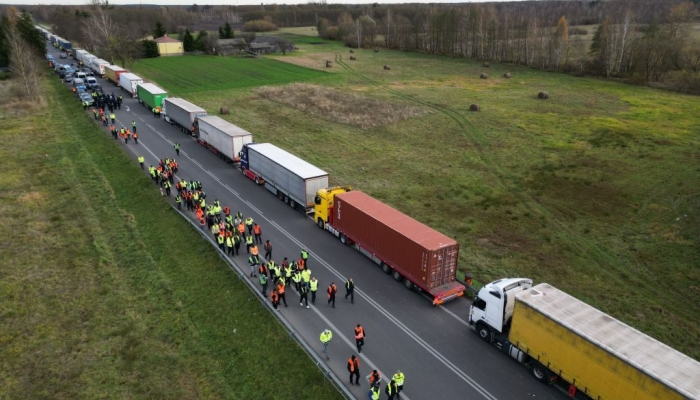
<box><xmin>223</xmin><ymin>206</ymin><xmax>230</xmax><ymax>215</ymax></box>
<box><xmin>277</xmin><ymin>283</ymin><xmax>285</xmax><ymax>294</ymax></box>
<box><xmin>251</xmin><ymin>246</ymin><xmax>259</xmax><ymax>256</ymax></box>
<box><xmin>297</xmin><ymin>259</ymin><xmax>305</xmax><ymax>271</ymax></box>
<box><xmin>355</xmin><ymin>326</ymin><xmax>365</xmax><ymax>340</ymax></box>
<box><xmin>347</xmin><ymin>358</ymin><xmax>359</xmax><ymax>372</ymax></box>
<box><xmin>237</xmin><ymin>223</ymin><xmax>245</xmax><ymax>234</ymax></box>
<box><xmin>271</xmin><ymin>291</ymin><xmax>278</xmax><ymax>302</ymax></box>
<box><xmin>253</xmin><ymin>225</ymin><xmax>261</xmax><ymax>235</ymax></box>
<box><xmin>259</xmin><ymin>264</ymin><xmax>268</xmax><ymax>275</ymax></box>
<box><xmin>327</xmin><ymin>284</ymin><xmax>336</xmax><ymax>297</ymax></box>
<box><xmin>133</xmin><ymin>132</ymin><xmax>138</xmax><ymax>139</ymax></box>
<box><xmin>369</xmin><ymin>371</ymin><xmax>381</xmax><ymax>384</ymax></box>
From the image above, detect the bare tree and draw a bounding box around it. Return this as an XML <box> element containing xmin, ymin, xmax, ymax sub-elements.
<box><xmin>4</xmin><ymin>22</ymin><xmax>41</xmax><ymax>99</ymax></box>
<box><xmin>355</xmin><ymin>16</ymin><xmax>362</xmax><ymax>49</ymax></box>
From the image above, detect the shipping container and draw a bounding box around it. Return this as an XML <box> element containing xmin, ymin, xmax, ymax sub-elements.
<box><xmin>103</xmin><ymin>65</ymin><xmax>126</xmax><ymax>85</ymax></box>
<box><xmin>240</xmin><ymin>143</ymin><xmax>328</xmax><ymax>211</ymax></box>
<box><xmin>331</xmin><ymin>190</ymin><xmax>465</xmax><ymax>303</ymax></box>
<box><xmin>508</xmin><ymin>283</ymin><xmax>700</xmax><ymax>400</ymax></box>
<box><xmin>195</xmin><ymin>116</ymin><xmax>253</xmax><ymax>163</ymax></box>
<box><xmin>136</xmin><ymin>83</ymin><xmax>168</xmax><ymax>109</ymax></box>
<box><xmin>89</xmin><ymin>58</ymin><xmax>110</xmax><ymax>76</ymax></box>
<box><xmin>118</xmin><ymin>72</ymin><xmax>144</xmax><ymax>96</ymax></box>
<box><xmin>162</xmin><ymin>97</ymin><xmax>207</xmax><ymax>134</ymax></box>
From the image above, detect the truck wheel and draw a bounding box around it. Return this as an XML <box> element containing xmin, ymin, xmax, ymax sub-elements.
<box><xmin>381</xmin><ymin>262</ymin><xmax>392</xmax><ymax>274</ymax></box>
<box><xmin>392</xmin><ymin>271</ymin><xmax>403</xmax><ymax>282</ymax></box>
<box><xmin>289</xmin><ymin>199</ymin><xmax>296</xmax><ymax>209</ymax></box>
<box><xmin>317</xmin><ymin>219</ymin><xmax>324</xmax><ymax>229</ymax></box>
<box><xmin>284</xmin><ymin>195</ymin><xmax>290</xmax><ymax>205</ymax></box>
<box><xmin>404</xmin><ymin>279</ymin><xmax>414</xmax><ymax>290</ymax></box>
<box><xmin>476</xmin><ymin>322</ymin><xmax>492</xmax><ymax>343</ymax></box>
<box><xmin>278</xmin><ymin>192</ymin><xmax>284</xmax><ymax>201</ymax></box>
<box><xmin>531</xmin><ymin>362</ymin><xmax>552</xmax><ymax>383</ymax></box>
<box><xmin>340</xmin><ymin>234</ymin><xmax>348</xmax><ymax>245</ymax></box>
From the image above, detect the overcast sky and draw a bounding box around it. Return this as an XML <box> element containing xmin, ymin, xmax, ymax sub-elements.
<box><xmin>7</xmin><ymin>0</ymin><xmax>521</xmax><ymax>5</ymax></box>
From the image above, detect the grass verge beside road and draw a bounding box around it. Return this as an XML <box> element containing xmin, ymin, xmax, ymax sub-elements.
<box><xmin>0</xmin><ymin>76</ymin><xmax>343</xmax><ymax>399</ymax></box>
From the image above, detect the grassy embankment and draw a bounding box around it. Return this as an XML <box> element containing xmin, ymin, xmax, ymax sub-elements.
<box><xmin>0</xmin><ymin>75</ymin><xmax>343</xmax><ymax>399</ymax></box>
<box><xmin>132</xmin><ymin>33</ymin><xmax>700</xmax><ymax>360</ymax></box>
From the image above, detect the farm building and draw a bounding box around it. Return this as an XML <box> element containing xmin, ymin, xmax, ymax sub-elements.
<box><xmin>215</xmin><ymin>38</ymin><xmax>248</xmax><ymax>56</ymax></box>
<box><xmin>250</xmin><ymin>36</ymin><xmax>294</xmax><ymax>54</ymax></box>
<box><xmin>249</xmin><ymin>42</ymin><xmax>272</xmax><ymax>55</ymax></box>
<box><xmin>155</xmin><ymin>36</ymin><xmax>183</xmax><ymax>57</ymax></box>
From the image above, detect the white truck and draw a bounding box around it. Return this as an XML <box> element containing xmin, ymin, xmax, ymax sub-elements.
<box><xmin>118</xmin><ymin>72</ymin><xmax>144</xmax><ymax>97</ymax></box>
<box><xmin>73</xmin><ymin>49</ymin><xmax>87</xmax><ymax>61</ymax></box>
<box><xmin>89</xmin><ymin>58</ymin><xmax>110</xmax><ymax>76</ymax></box>
<box><xmin>162</xmin><ymin>97</ymin><xmax>207</xmax><ymax>135</ymax></box>
<box><xmin>194</xmin><ymin>116</ymin><xmax>253</xmax><ymax>164</ymax></box>
<box><xmin>469</xmin><ymin>278</ymin><xmax>700</xmax><ymax>400</ymax></box>
<box><xmin>239</xmin><ymin>143</ymin><xmax>329</xmax><ymax>212</ymax></box>
<box><xmin>82</xmin><ymin>54</ymin><xmax>96</xmax><ymax>68</ymax></box>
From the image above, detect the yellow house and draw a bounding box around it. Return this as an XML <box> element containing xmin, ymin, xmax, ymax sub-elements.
<box><xmin>155</xmin><ymin>36</ymin><xmax>183</xmax><ymax>57</ymax></box>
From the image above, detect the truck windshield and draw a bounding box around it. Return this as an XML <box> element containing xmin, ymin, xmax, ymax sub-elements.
<box><xmin>472</xmin><ymin>297</ymin><xmax>486</xmax><ymax>311</ymax></box>
<box><xmin>314</xmin><ymin>195</ymin><xmax>321</xmax><ymax>205</ymax></box>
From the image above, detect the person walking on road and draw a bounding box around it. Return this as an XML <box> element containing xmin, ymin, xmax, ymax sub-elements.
<box><xmin>385</xmin><ymin>379</ymin><xmax>398</xmax><ymax>400</ymax></box>
<box><xmin>253</xmin><ymin>223</ymin><xmax>262</xmax><ymax>244</ymax></box>
<box><xmin>245</xmin><ymin>217</ymin><xmax>254</xmax><ymax>235</ymax></box>
<box><xmin>259</xmin><ymin>272</ymin><xmax>268</xmax><ymax>297</ymax></box>
<box><xmin>131</xmin><ymin>120</ymin><xmax>137</xmax><ymax>133</ymax></box>
<box><xmin>176</xmin><ymin>194</ymin><xmax>182</xmax><ymax>210</ymax></box>
<box><xmin>174</xmin><ymin>142</ymin><xmax>180</xmax><ymax>156</ymax></box>
<box><xmin>133</xmin><ymin>132</ymin><xmax>138</xmax><ymax>144</ymax></box>
<box><xmin>347</xmin><ymin>355</ymin><xmax>360</xmax><ymax>386</ymax></box>
<box><xmin>327</xmin><ymin>282</ymin><xmax>337</xmax><ymax>308</ymax></box>
<box><xmin>320</xmin><ymin>329</ymin><xmax>332</xmax><ymax>360</ymax></box>
<box><xmin>245</xmin><ymin>234</ymin><xmax>254</xmax><ymax>254</ymax></box>
<box><xmin>264</xmin><ymin>240</ymin><xmax>272</xmax><ymax>260</ymax></box>
<box><xmin>271</xmin><ymin>289</ymin><xmax>279</xmax><ymax>310</ymax></box>
<box><xmin>369</xmin><ymin>370</ymin><xmax>381</xmax><ymax>387</ymax></box>
<box><xmin>138</xmin><ymin>155</ymin><xmax>145</xmax><ymax>170</ymax></box>
<box><xmin>369</xmin><ymin>383</ymin><xmax>380</xmax><ymax>400</ymax></box>
<box><xmin>310</xmin><ymin>276</ymin><xmax>319</xmax><ymax>305</ymax></box>
<box><xmin>292</xmin><ymin>269</ymin><xmax>302</xmax><ymax>293</ymax></box>
<box><xmin>345</xmin><ymin>278</ymin><xmax>355</xmax><ymax>303</ymax></box>
<box><xmin>109</xmin><ymin>112</ymin><xmax>115</xmax><ymax>124</ymax></box>
<box><xmin>301</xmin><ymin>249</ymin><xmax>309</xmax><ymax>268</ymax></box>
<box><xmin>392</xmin><ymin>370</ymin><xmax>405</xmax><ymax>399</ymax></box>
<box><xmin>354</xmin><ymin>324</ymin><xmax>365</xmax><ymax>353</ymax></box>
<box><xmin>277</xmin><ymin>280</ymin><xmax>288</xmax><ymax>307</ymax></box>
<box><xmin>248</xmin><ymin>254</ymin><xmax>258</xmax><ymax>277</ymax></box>
<box><xmin>299</xmin><ymin>281</ymin><xmax>309</xmax><ymax>308</ymax></box>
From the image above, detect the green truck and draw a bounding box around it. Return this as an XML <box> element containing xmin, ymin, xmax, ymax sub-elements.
<box><xmin>136</xmin><ymin>83</ymin><xmax>168</xmax><ymax>110</ymax></box>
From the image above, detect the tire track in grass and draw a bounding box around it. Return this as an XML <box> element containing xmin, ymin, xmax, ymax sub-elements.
<box><xmin>334</xmin><ymin>52</ymin><xmax>625</xmax><ymax>269</ymax></box>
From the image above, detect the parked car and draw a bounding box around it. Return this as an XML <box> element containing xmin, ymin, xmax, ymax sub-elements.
<box><xmin>59</xmin><ymin>53</ymin><xmax>67</xmax><ymax>59</ymax></box>
<box><xmin>86</xmin><ymin>77</ymin><xmax>98</xmax><ymax>88</ymax></box>
<box><xmin>79</xmin><ymin>92</ymin><xmax>94</xmax><ymax>106</ymax></box>
<box><xmin>81</xmin><ymin>68</ymin><xmax>93</xmax><ymax>76</ymax></box>
<box><xmin>73</xmin><ymin>78</ymin><xmax>86</xmax><ymax>91</ymax></box>
<box><xmin>74</xmin><ymin>71</ymin><xmax>86</xmax><ymax>80</ymax></box>
<box><xmin>64</xmin><ymin>74</ymin><xmax>74</xmax><ymax>83</ymax></box>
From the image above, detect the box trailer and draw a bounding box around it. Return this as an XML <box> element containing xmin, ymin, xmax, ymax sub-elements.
<box><xmin>89</xmin><ymin>58</ymin><xmax>110</xmax><ymax>76</ymax></box>
<box><xmin>82</xmin><ymin>54</ymin><xmax>96</xmax><ymax>68</ymax></box>
<box><xmin>240</xmin><ymin>143</ymin><xmax>328</xmax><ymax>212</ymax></box>
<box><xmin>162</xmin><ymin>97</ymin><xmax>207</xmax><ymax>135</ymax></box>
<box><xmin>470</xmin><ymin>279</ymin><xmax>700</xmax><ymax>400</ymax></box>
<box><xmin>136</xmin><ymin>83</ymin><xmax>168</xmax><ymax>110</ymax></box>
<box><xmin>74</xmin><ymin>49</ymin><xmax>88</xmax><ymax>62</ymax></box>
<box><xmin>315</xmin><ymin>190</ymin><xmax>464</xmax><ymax>304</ymax></box>
<box><xmin>59</xmin><ymin>39</ymin><xmax>72</xmax><ymax>51</ymax></box>
<box><xmin>118</xmin><ymin>73</ymin><xmax>143</xmax><ymax>97</ymax></box>
<box><xmin>103</xmin><ymin>65</ymin><xmax>126</xmax><ymax>85</ymax></box>
<box><xmin>194</xmin><ymin>116</ymin><xmax>253</xmax><ymax>164</ymax></box>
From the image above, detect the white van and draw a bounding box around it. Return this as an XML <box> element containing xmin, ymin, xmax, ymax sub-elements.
<box><xmin>76</xmin><ymin>71</ymin><xmax>87</xmax><ymax>80</ymax></box>
<box><xmin>86</xmin><ymin>77</ymin><xmax>98</xmax><ymax>88</ymax></box>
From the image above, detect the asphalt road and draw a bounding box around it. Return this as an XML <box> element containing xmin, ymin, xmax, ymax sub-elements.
<box><xmin>51</xmin><ymin>46</ymin><xmax>565</xmax><ymax>400</ymax></box>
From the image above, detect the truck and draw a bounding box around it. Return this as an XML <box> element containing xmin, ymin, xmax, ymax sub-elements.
<box><xmin>239</xmin><ymin>143</ymin><xmax>328</xmax><ymax>212</ymax></box>
<box><xmin>162</xmin><ymin>97</ymin><xmax>207</xmax><ymax>135</ymax></box>
<box><xmin>58</xmin><ymin>38</ymin><xmax>72</xmax><ymax>51</ymax></box>
<box><xmin>314</xmin><ymin>189</ymin><xmax>465</xmax><ymax>305</ymax></box>
<box><xmin>118</xmin><ymin>72</ymin><xmax>143</xmax><ymax>97</ymax></box>
<box><xmin>89</xmin><ymin>58</ymin><xmax>110</xmax><ymax>76</ymax></box>
<box><xmin>194</xmin><ymin>116</ymin><xmax>253</xmax><ymax>164</ymax></box>
<box><xmin>136</xmin><ymin>83</ymin><xmax>168</xmax><ymax>110</ymax></box>
<box><xmin>103</xmin><ymin>65</ymin><xmax>126</xmax><ymax>85</ymax></box>
<box><xmin>75</xmin><ymin>50</ymin><xmax>89</xmax><ymax>63</ymax></box>
<box><xmin>82</xmin><ymin>54</ymin><xmax>96</xmax><ymax>69</ymax></box>
<box><xmin>469</xmin><ymin>279</ymin><xmax>700</xmax><ymax>400</ymax></box>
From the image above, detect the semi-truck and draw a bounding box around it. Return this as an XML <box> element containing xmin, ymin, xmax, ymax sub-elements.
<box><xmin>239</xmin><ymin>143</ymin><xmax>328</xmax><ymax>212</ymax></box>
<box><xmin>136</xmin><ymin>83</ymin><xmax>168</xmax><ymax>110</ymax></box>
<box><xmin>72</xmin><ymin>48</ymin><xmax>85</xmax><ymax>61</ymax></box>
<box><xmin>314</xmin><ymin>189</ymin><xmax>465</xmax><ymax>305</ymax></box>
<box><xmin>118</xmin><ymin>72</ymin><xmax>143</xmax><ymax>97</ymax></box>
<box><xmin>58</xmin><ymin>38</ymin><xmax>72</xmax><ymax>51</ymax></box>
<box><xmin>469</xmin><ymin>278</ymin><xmax>700</xmax><ymax>400</ymax></box>
<box><xmin>82</xmin><ymin>54</ymin><xmax>96</xmax><ymax>68</ymax></box>
<box><xmin>89</xmin><ymin>58</ymin><xmax>110</xmax><ymax>76</ymax></box>
<box><xmin>162</xmin><ymin>97</ymin><xmax>207</xmax><ymax>135</ymax></box>
<box><xmin>194</xmin><ymin>116</ymin><xmax>253</xmax><ymax>164</ymax></box>
<box><xmin>103</xmin><ymin>65</ymin><xmax>126</xmax><ymax>85</ymax></box>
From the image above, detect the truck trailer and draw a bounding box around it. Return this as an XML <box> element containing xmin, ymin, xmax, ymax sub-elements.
<box><xmin>118</xmin><ymin>73</ymin><xmax>143</xmax><ymax>97</ymax></box>
<box><xmin>239</xmin><ymin>143</ymin><xmax>328</xmax><ymax>212</ymax></box>
<box><xmin>469</xmin><ymin>279</ymin><xmax>700</xmax><ymax>400</ymax></box>
<box><xmin>59</xmin><ymin>38</ymin><xmax>72</xmax><ymax>51</ymax></box>
<box><xmin>74</xmin><ymin>50</ymin><xmax>88</xmax><ymax>62</ymax></box>
<box><xmin>162</xmin><ymin>97</ymin><xmax>207</xmax><ymax>135</ymax></box>
<box><xmin>89</xmin><ymin>58</ymin><xmax>110</xmax><ymax>76</ymax></box>
<box><xmin>136</xmin><ymin>83</ymin><xmax>168</xmax><ymax>110</ymax></box>
<box><xmin>194</xmin><ymin>116</ymin><xmax>253</xmax><ymax>164</ymax></box>
<box><xmin>103</xmin><ymin>65</ymin><xmax>126</xmax><ymax>85</ymax></box>
<box><xmin>82</xmin><ymin>54</ymin><xmax>96</xmax><ymax>68</ymax></box>
<box><xmin>315</xmin><ymin>189</ymin><xmax>465</xmax><ymax>305</ymax></box>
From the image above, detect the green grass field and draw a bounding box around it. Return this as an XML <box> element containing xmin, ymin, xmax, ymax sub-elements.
<box><xmin>0</xmin><ymin>76</ymin><xmax>344</xmax><ymax>399</ymax></box>
<box><xmin>126</xmin><ymin>33</ymin><xmax>699</xmax><ymax>360</ymax></box>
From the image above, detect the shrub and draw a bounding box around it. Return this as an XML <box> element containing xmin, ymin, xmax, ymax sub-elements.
<box><xmin>469</xmin><ymin>104</ymin><xmax>480</xmax><ymax>111</ymax></box>
<box><xmin>503</xmin><ymin>73</ymin><xmax>512</xmax><ymax>79</ymax></box>
<box><xmin>537</xmin><ymin>92</ymin><xmax>550</xmax><ymax>99</ymax></box>
<box><xmin>480</xmin><ymin>73</ymin><xmax>488</xmax><ymax>79</ymax></box>
<box><xmin>243</xmin><ymin>19</ymin><xmax>278</xmax><ymax>32</ymax></box>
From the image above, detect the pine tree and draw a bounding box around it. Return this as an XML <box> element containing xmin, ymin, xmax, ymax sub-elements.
<box><xmin>153</xmin><ymin>21</ymin><xmax>166</xmax><ymax>38</ymax></box>
<box><xmin>183</xmin><ymin>29</ymin><xmax>195</xmax><ymax>52</ymax></box>
<box><xmin>223</xmin><ymin>22</ymin><xmax>233</xmax><ymax>39</ymax></box>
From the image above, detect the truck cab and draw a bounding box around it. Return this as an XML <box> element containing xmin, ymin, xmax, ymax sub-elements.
<box><xmin>313</xmin><ymin>186</ymin><xmax>352</xmax><ymax>230</ymax></box>
<box><xmin>469</xmin><ymin>278</ymin><xmax>532</xmax><ymax>341</ymax></box>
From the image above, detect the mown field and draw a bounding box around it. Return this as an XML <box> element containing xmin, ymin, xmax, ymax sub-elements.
<box><xmin>130</xmin><ymin>31</ymin><xmax>700</xmax><ymax>360</ymax></box>
<box><xmin>0</xmin><ymin>76</ymin><xmax>343</xmax><ymax>399</ymax></box>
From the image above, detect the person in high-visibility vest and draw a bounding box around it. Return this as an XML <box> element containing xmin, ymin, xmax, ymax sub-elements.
<box><xmin>259</xmin><ymin>273</ymin><xmax>268</xmax><ymax>297</ymax></box>
<box><xmin>354</xmin><ymin>324</ymin><xmax>365</xmax><ymax>353</ymax></box>
<box><xmin>301</xmin><ymin>249</ymin><xmax>309</xmax><ymax>267</ymax></box>
<box><xmin>319</xmin><ymin>329</ymin><xmax>332</xmax><ymax>360</ymax></box>
<box><xmin>245</xmin><ymin>234</ymin><xmax>254</xmax><ymax>253</ymax></box>
<box><xmin>248</xmin><ymin>255</ymin><xmax>258</xmax><ymax>278</ymax></box>
<box><xmin>347</xmin><ymin>355</ymin><xmax>360</xmax><ymax>385</ymax></box>
<box><xmin>385</xmin><ymin>379</ymin><xmax>397</xmax><ymax>400</ymax></box>
<box><xmin>369</xmin><ymin>383</ymin><xmax>380</xmax><ymax>400</ymax></box>
<box><xmin>392</xmin><ymin>370</ymin><xmax>405</xmax><ymax>397</ymax></box>
<box><xmin>309</xmin><ymin>277</ymin><xmax>319</xmax><ymax>305</ymax></box>
<box><xmin>299</xmin><ymin>281</ymin><xmax>309</xmax><ymax>308</ymax></box>
<box><xmin>271</xmin><ymin>289</ymin><xmax>279</xmax><ymax>310</ymax></box>
<box><xmin>245</xmin><ymin>217</ymin><xmax>254</xmax><ymax>234</ymax></box>
<box><xmin>277</xmin><ymin>281</ymin><xmax>287</xmax><ymax>307</ymax></box>
<box><xmin>253</xmin><ymin>223</ymin><xmax>262</xmax><ymax>244</ymax></box>
<box><xmin>138</xmin><ymin>155</ymin><xmax>145</xmax><ymax>170</ymax></box>
<box><xmin>327</xmin><ymin>282</ymin><xmax>337</xmax><ymax>308</ymax></box>
<box><xmin>345</xmin><ymin>278</ymin><xmax>355</xmax><ymax>304</ymax></box>
<box><xmin>292</xmin><ymin>269</ymin><xmax>302</xmax><ymax>293</ymax></box>
<box><xmin>175</xmin><ymin>194</ymin><xmax>182</xmax><ymax>210</ymax></box>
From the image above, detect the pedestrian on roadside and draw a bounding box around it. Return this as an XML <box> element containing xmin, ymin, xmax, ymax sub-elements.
<box><xmin>299</xmin><ymin>281</ymin><xmax>309</xmax><ymax>308</ymax></box>
<box><xmin>259</xmin><ymin>272</ymin><xmax>268</xmax><ymax>297</ymax></box>
<box><xmin>385</xmin><ymin>379</ymin><xmax>398</xmax><ymax>400</ymax></box>
<box><xmin>320</xmin><ymin>329</ymin><xmax>332</xmax><ymax>360</ymax></box>
<box><xmin>174</xmin><ymin>142</ymin><xmax>180</xmax><ymax>156</ymax></box>
<box><xmin>245</xmin><ymin>217</ymin><xmax>254</xmax><ymax>234</ymax></box>
<box><xmin>271</xmin><ymin>289</ymin><xmax>279</xmax><ymax>310</ymax></box>
<box><xmin>253</xmin><ymin>223</ymin><xmax>262</xmax><ymax>244</ymax></box>
<box><xmin>347</xmin><ymin>355</ymin><xmax>360</xmax><ymax>386</ymax></box>
<box><xmin>369</xmin><ymin>382</ymin><xmax>380</xmax><ymax>400</ymax></box>
<box><xmin>245</xmin><ymin>234</ymin><xmax>254</xmax><ymax>254</ymax></box>
<box><xmin>132</xmin><ymin>120</ymin><xmax>137</xmax><ymax>133</ymax></box>
<box><xmin>110</xmin><ymin>112</ymin><xmax>115</xmax><ymax>124</ymax></box>
<box><xmin>176</xmin><ymin>194</ymin><xmax>182</xmax><ymax>210</ymax></box>
<box><xmin>301</xmin><ymin>249</ymin><xmax>309</xmax><ymax>268</ymax></box>
<box><xmin>264</xmin><ymin>240</ymin><xmax>272</xmax><ymax>260</ymax></box>
<box><xmin>138</xmin><ymin>155</ymin><xmax>145</xmax><ymax>170</ymax></box>
<box><xmin>248</xmin><ymin>254</ymin><xmax>258</xmax><ymax>277</ymax></box>
<box><xmin>327</xmin><ymin>282</ymin><xmax>337</xmax><ymax>308</ymax></box>
<box><xmin>133</xmin><ymin>132</ymin><xmax>138</xmax><ymax>144</ymax></box>
<box><xmin>345</xmin><ymin>278</ymin><xmax>355</xmax><ymax>303</ymax></box>
<box><xmin>310</xmin><ymin>276</ymin><xmax>319</xmax><ymax>305</ymax></box>
<box><xmin>354</xmin><ymin>324</ymin><xmax>365</xmax><ymax>353</ymax></box>
<box><xmin>277</xmin><ymin>280</ymin><xmax>288</xmax><ymax>307</ymax></box>
<box><xmin>392</xmin><ymin>370</ymin><xmax>405</xmax><ymax>398</ymax></box>
<box><xmin>292</xmin><ymin>269</ymin><xmax>302</xmax><ymax>293</ymax></box>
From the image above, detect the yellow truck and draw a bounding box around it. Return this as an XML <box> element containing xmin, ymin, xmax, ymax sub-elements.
<box><xmin>469</xmin><ymin>279</ymin><xmax>700</xmax><ymax>400</ymax></box>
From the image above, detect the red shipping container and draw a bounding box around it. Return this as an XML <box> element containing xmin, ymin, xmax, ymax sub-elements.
<box><xmin>333</xmin><ymin>191</ymin><xmax>464</xmax><ymax>303</ymax></box>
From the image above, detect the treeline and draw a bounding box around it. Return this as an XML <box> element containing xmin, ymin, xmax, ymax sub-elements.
<box><xmin>0</xmin><ymin>9</ymin><xmax>46</xmax><ymax>99</ymax></box>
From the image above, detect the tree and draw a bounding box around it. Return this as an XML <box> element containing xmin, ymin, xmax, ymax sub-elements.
<box><xmin>142</xmin><ymin>40</ymin><xmax>159</xmax><ymax>58</ymax></box>
<box><xmin>182</xmin><ymin>28</ymin><xmax>195</xmax><ymax>52</ymax></box>
<box><xmin>223</xmin><ymin>22</ymin><xmax>233</xmax><ymax>39</ymax></box>
<box><xmin>153</xmin><ymin>21</ymin><xmax>166</xmax><ymax>38</ymax></box>
<box><xmin>195</xmin><ymin>30</ymin><xmax>208</xmax><ymax>52</ymax></box>
<box><xmin>3</xmin><ymin>19</ymin><xmax>41</xmax><ymax>99</ymax></box>
<box><xmin>552</xmin><ymin>16</ymin><xmax>569</xmax><ymax>68</ymax></box>
<box><xmin>15</xmin><ymin>12</ymin><xmax>46</xmax><ymax>57</ymax></box>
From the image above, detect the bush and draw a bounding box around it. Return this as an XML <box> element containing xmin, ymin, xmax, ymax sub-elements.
<box><xmin>469</xmin><ymin>104</ymin><xmax>480</xmax><ymax>111</ymax></box>
<box><xmin>537</xmin><ymin>91</ymin><xmax>550</xmax><ymax>99</ymax></box>
<box><xmin>480</xmin><ymin>73</ymin><xmax>488</xmax><ymax>79</ymax></box>
<box><xmin>503</xmin><ymin>73</ymin><xmax>512</xmax><ymax>79</ymax></box>
<box><xmin>243</xmin><ymin>19</ymin><xmax>278</xmax><ymax>32</ymax></box>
